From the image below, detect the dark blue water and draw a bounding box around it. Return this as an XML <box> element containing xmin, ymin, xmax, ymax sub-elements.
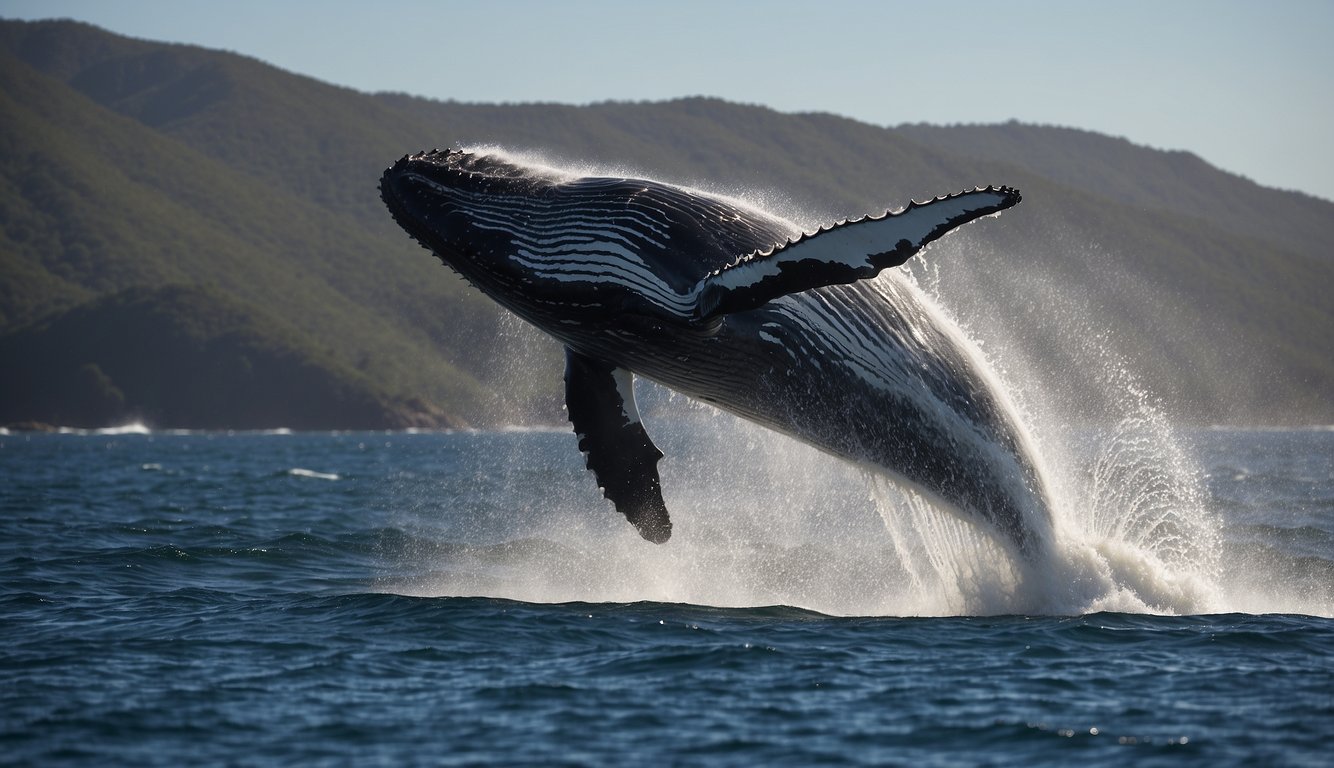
<box><xmin>2</xmin><ymin>426</ymin><xmax>1331</xmax><ymax>765</ymax></box>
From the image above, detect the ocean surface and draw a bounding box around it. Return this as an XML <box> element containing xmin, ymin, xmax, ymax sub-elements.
<box><xmin>2</xmin><ymin>420</ymin><xmax>1331</xmax><ymax>765</ymax></box>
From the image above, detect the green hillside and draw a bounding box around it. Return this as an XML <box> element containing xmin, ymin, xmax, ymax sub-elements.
<box><xmin>0</xmin><ymin>284</ymin><xmax>454</xmax><ymax>429</ymax></box>
<box><xmin>1</xmin><ymin>18</ymin><xmax>1330</xmax><ymax>427</ymax></box>
<box><xmin>0</xmin><ymin>25</ymin><xmax>511</xmax><ymax>427</ymax></box>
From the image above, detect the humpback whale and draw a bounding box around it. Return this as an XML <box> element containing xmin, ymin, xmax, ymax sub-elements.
<box><xmin>381</xmin><ymin>149</ymin><xmax>1051</xmax><ymax>555</ymax></box>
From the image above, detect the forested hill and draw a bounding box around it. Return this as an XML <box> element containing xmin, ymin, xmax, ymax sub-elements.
<box><xmin>2</xmin><ymin>18</ymin><xmax>1330</xmax><ymax>428</ymax></box>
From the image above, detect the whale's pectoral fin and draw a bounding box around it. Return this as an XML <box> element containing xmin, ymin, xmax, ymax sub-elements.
<box><xmin>692</xmin><ymin>186</ymin><xmax>1020</xmax><ymax>320</ymax></box>
<box><xmin>564</xmin><ymin>348</ymin><xmax>672</xmax><ymax>543</ymax></box>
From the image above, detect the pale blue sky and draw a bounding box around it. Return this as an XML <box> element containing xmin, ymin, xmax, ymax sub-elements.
<box><xmin>4</xmin><ymin>0</ymin><xmax>1333</xmax><ymax>201</ymax></box>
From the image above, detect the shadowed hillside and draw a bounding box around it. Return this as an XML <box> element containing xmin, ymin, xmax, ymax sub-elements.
<box><xmin>2</xmin><ymin>18</ymin><xmax>1330</xmax><ymax>427</ymax></box>
<box><xmin>0</xmin><ymin>285</ymin><xmax>457</xmax><ymax>429</ymax></box>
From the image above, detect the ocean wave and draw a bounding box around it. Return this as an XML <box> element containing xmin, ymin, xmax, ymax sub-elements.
<box><xmin>287</xmin><ymin>468</ymin><xmax>340</xmax><ymax>481</ymax></box>
<box><xmin>41</xmin><ymin>421</ymin><xmax>157</xmax><ymax>436</ymax></box>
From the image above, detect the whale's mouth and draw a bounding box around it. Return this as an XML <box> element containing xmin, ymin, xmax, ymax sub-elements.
<box><xmin>381</xmin><ymin>149</ymin><xmax>557</xmax><ymax>200</ymax></box>
<box><xmin>379</xmin><ymin>148</ymin><xmax>609</xmax><ymax>314</ymax></box>
<box><xmin>379</xmin><ymin>150</ymin><xmax>466</xmax><ymax>252</ymax></box>
<box><xmin>379</xmin><ymin>148</ymin><xmax>563</xmax><ymax>247</ymax></box>
<box><xmin>380</xmin><ymin>150</ymin><xmax>516</xmax><ymax>274</ymax></box>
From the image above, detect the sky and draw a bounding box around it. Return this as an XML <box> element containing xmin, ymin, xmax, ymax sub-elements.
<box><xmin>4</xmin><ymin>0</ymin><xmax>1333</xmax><ymax>201</ymax></box>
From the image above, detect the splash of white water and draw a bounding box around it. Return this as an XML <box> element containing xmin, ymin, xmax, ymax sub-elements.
<box><xmin>387</xmin><ymin>365</ymin><xmax>1228</xmax><ymax>616</ymax></box>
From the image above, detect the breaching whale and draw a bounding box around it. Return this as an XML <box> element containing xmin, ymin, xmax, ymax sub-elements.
<box><xmin>380</xmin><ymin>149</ymin><xmax>1051</xmax><ymax>555</ymax></box>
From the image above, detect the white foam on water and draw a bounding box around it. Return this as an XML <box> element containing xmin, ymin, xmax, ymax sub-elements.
<box><xmin>288</xmin><ymin>468</ymin><xmax>340</xmax><ymax>481</ymax></box>
<box><xmin>387</xmin><ymin>384</ymin><xmax>1318</xmax><ymax>616</ymax></box>
<box><xmin>44</xmin><ymin>421</ymin><xmax>156</xmax><ymax>436</ymax></box>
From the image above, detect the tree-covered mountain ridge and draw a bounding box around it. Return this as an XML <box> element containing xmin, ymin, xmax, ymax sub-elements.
<box><xmin>1</xmin><ymin>18</ymin><xmax>1330</xmax><ymax>428</ymax></box>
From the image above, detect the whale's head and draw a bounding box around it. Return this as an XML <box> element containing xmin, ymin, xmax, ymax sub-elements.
<box><xmin>380</xmin><ymin>149</ymin><xmax>794</xmax><ymax>330</ymax></box>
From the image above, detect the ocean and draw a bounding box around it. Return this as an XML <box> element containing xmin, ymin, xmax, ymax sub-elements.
<box><xmin>2</xmin><ymin>419</ymin><xmax>1331</xmax><ymax>765</ymax></box>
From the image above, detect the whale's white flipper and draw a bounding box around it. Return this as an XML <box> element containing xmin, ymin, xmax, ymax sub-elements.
<box><xmin>692</xmin><ymin>187</ymin><xmax>1020</xmax><ymax>321</ymax></box>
